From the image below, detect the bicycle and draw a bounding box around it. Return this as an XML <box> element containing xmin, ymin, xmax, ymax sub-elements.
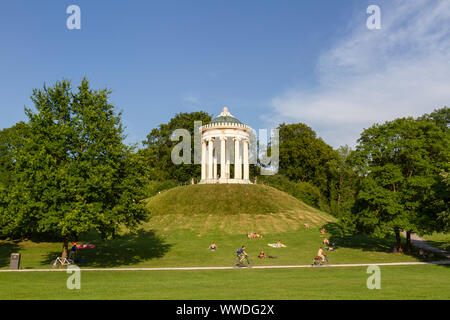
<box><xmin>233</xmin><ymin>254</ymin><xmax>252</xmax><ymax>268</ymax></box>
<box><xmin>50</xmin><ymin>256</ymin><xmax>74</xmax><ymax>269</ymax></box>
<box><xmin>312</xmin><ymin>255</ymin><xmax>329</xmax><ymax>266</ymax></box>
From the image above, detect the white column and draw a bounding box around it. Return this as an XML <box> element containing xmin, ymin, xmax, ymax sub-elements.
<box><xmin>220</xmin><ymin>136</ymin><xmax>226</xmax><ymax>181</ymax></box>
<box><xmin>243</xmin><ymin>138</ymin><xmax>249</xmax><ymax>181</ymax></box>
<box><xmin>213</xmin><ymin>152</ymin><xmax>218</xmax><ymax>180</ymax></box>
<box><xmin>226</xmin><ymin>148</ymin><xmax>230</xmax><ymax>179</ymax></box>
<box><xmin>239</xmin><ymin>154</ymin><xmax>243</xmax><ymax>180</ymax></box>
<box><xmin>234</xmin><ymin>137</ymin><xmax>241</xmax><ymax>180</ymax></box>
<box><xmin>201</xmin><ymin>139</ymin><xmax>207</xmax><ymax>181</ymax></box>
<box><xmin>208</xmin><ymin>138</ymin><xmax>214</xmax><ymax>180</ymax></box>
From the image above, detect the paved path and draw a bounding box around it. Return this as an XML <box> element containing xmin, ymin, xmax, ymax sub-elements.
<box><xmin>1</xmin><ymin>260</ymin><xmax>449</xmax><ymax>272</ymax></box>
<box><xmin>402</xmin><ymin>232</ymin><xmax>450</xmax><ymax>259</ymax></box>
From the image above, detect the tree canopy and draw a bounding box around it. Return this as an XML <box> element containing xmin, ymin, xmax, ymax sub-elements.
<box><xmin>278</xmin><ymin>123</ymin><xmax>337</xmax><ymax>189</ymax></box>
<box><xmin>140</xmin><ymin>111</ymin><xmax>212</xmax><ymax>182</ymax></box>
<box><xmin>0</xmin><ymin>79</ymin><xmax>148</xmax><ymax>258</ymax></box>
<box><xmin>0</xmin><ymin>122</ymin><xmax>28</xmax><ymax>189</ymax></box>
<box><xmin>343</xmin><ymin>117</ymin><xmax>449</xmax><ymax>252</ymax></box>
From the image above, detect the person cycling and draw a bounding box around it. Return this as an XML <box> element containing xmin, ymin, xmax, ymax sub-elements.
<box><xmin>317</xmin><ymin>246</ymin><xmax>327</xmax><ymax>263</ymax></box>
<box><xmin>236</xmin><ymin>245</ymin><xmax>248</xmax><ymax>263</ymax></box>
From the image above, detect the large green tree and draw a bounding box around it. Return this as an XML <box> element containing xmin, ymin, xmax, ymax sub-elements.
<box><xmin>346</xmin><ymin>117</ymin><xmax>449</xmax><ymax>253</ymax></box>
<box><xmin>327</xmin><ymin>145</ymin><xmax>358</xmax><ymax>219</ymax></box>
<box><xmin>141</xmin><ymin>111</ymin><xmax>212</xmax><ymax>182</ymax></box>
<box><xmin>0</xmin><ymin>79</ymin><xmax>148</xmax><ymax>258</ymax></box>
<box><xmin>277</xmin><ymin>123</ymin><xmax>338</xmax><ymax>201</ymax></box>
<box><xmin>0</xmin><ymin>122</ymin><xmax>28</xmax><ymax>189</ymax></box>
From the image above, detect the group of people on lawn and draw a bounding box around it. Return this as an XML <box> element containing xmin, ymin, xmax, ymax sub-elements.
<box><xmin>208</xmin><ymin>226</ymin><xmax>336</xmax><ymax>263</ymax></box>
<box><xmin>208</xmin><ymin>239</ymin><xmax>281</xmax><ymax>260</ymax></box>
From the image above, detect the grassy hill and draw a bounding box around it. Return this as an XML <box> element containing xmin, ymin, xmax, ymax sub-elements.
<box><xmin>144</xmin><ymin>184</ymin><xmax>335</xmax><ymax>235</ymax></box>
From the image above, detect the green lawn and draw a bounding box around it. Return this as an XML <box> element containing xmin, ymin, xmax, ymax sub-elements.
<box><xmin>0</xmin><ymin>225</ymin><xmax>438</xmax><ymax>270</ymax></box>
<box><xmin>1</xmin><ymin>184</ymin><xmax>447</xmax><ymax>300</ymax></box>
<box><xmin>1</xmin><ymin>265</ymin><xmax>449</xmax><ymax>300</ymax></box>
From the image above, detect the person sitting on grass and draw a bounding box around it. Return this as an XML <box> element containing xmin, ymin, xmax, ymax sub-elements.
<box><xmin>419</xmin><ymin>248</ymin><xmax>429</xmax><ymax>258</ymax></box>
<box><xmin>208</xmin><ymin>242</ymin><xmax>217</xmax><ymax>251</ymax></box>
<box><xmin>320</xmin><ymin>228</ymin><xmax>327</xmax><ymax>234</ymax></box>
<box><xmin>69</xmin><ymin>243</ymin><xmax>78</xmax><ymax>260</ymax></box>
<box><xmin>323</xmin><ymin>238</ymin><xmax>330</xmax><ymax>246</ymax></box>
<box><xmin>258</xmin><ymin>250</ymin><xmax>266</xmax><ymax>259</ymax></box>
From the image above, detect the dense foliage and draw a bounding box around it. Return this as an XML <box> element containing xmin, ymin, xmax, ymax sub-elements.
<box><xmin>257</xmin><ymin>175</ymin><xmax>327</xmax><ymax>210</ymax></box>
<box><xmin>140</xmin><ymin>111</ymin><xmax>212</xmax><ymax>183</ymax></box>
<box><xmin>0</xmin><ymin>79</ymin><xmax>148</xmax><ymax>257</ymax></box>
<box><xmin>341</xmin><ymin>116</ymin><xmax>449</xmax><ymax>252</ymax></box>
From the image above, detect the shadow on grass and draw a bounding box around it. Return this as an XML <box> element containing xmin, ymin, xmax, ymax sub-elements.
<box><xmin>0</xmin><ymin>241</ymin><xmax>21</xmax><ymax>268</ymax></box>
<box><xmin>422</xmin><ymin>239</ymin><xmax>450</xmax><ymax>252</ymax></box>
<box><xmin>323</xmin><ymin>222</ymin><xmax>395</xmax><ymax>253</ymax></box>
<box><xmin>42</xmin><ymin>229</ymin><xmax>172</xmax><ymax>268</ymax></box>
<box><xmin>323</xmin><ymin>222</ymin><xmax>449</xmax><ymax>264</ymax></box>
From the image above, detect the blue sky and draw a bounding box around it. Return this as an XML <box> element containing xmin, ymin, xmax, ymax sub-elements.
<box><xmin>1</xmin><ymin>0</ymin><xmax>449</xmax><ymax>147</ymax></box>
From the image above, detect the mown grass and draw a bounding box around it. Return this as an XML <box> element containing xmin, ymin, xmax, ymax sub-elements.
<box><xmin>145</xmin><ymin>184</ymin><xmax>325</xmax><ymax>218</ymax></box>
<box><xmin>0</xmin><ymin>184</ymin><xmax>447</xmax><ymax>300</ymax></box>
<box><xmin>0</xmin><ymin>265</ymin><xmax>449</xmax><ymax>300</ymax></box>
<box><xmin>0</xmin><ymin>225</ymin><xmax>437</xmax><ymax>270</ymax></box>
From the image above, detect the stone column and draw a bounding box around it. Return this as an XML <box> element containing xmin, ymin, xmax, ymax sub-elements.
<box><xmin>226</xmin><ymin>149</ymin><xmax>230</xmax><ymax>179</ymax></box>
<box><xmin>243</xmin><ymin>138</ymin><xmax>249</xmax><ymax>181</ymax></box>
<box><xmin>208</xmin><ymin>138</ymin><xmax>214</xmax><ymax>180</ymax></box>
<box><xmin>234</xmin><ymin>137</ymin><xmax>241</xmax><ymax>180</ymax></box>
<box><xmin>213</xmin><ymin>151</ymin><xmax>218</xmax><ymax>180</ymax></box>
<box><xmin>201</xmin><ymin>139</ymin><xmax>207</xmax><ymax>181</ymax></box>
<box><xmin>220</xmin><ymin>136</ymin><xmax>226</xmax><ymax>181</ymax></box>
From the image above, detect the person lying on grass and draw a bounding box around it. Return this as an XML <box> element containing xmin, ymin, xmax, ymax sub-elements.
<box><xmin>248</xmin><ymin>233</ymin><xmax>263</xmax><ymax>239</ymax></box>
<box><xmin>268</xmin><ymin>241</ymin><xmax>286</xmax><ymax>248</ymax></box>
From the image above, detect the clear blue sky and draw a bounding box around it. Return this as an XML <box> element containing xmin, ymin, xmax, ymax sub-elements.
<box><xmin>1</xmin><ymin>1</ymin><xmax>448</xmax><ymax>147</ymax></box>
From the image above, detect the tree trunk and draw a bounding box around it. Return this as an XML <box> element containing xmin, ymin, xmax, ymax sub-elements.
<box><xmin>61</xmin><ymin>236</ymin><xmax>69</xmax><ymax>260</ymax></box>
<box><xmin>405</xmin><ymin>231</ymin><xmax>412</xmax><ymax>255</ymax></box>
<box><xmin>395</xmin><ymin>229</ymin><xmax>403</xmax><ymax>253</ymax></box>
